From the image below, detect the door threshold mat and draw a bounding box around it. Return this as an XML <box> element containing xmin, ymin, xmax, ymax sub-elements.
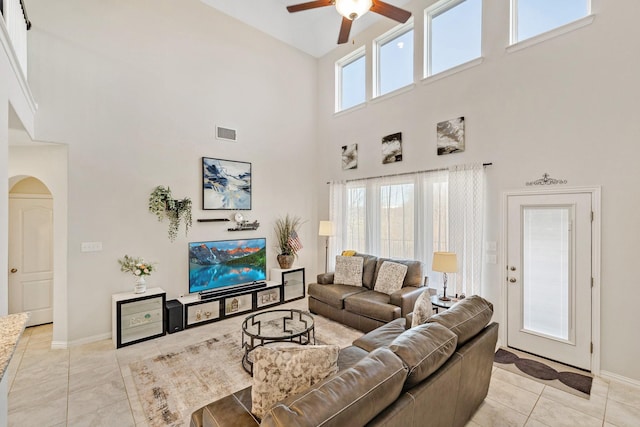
<box><xmin>494</xmin><ymin>347</ymin><xmax>593</xmax><ymax>398</ymax></box>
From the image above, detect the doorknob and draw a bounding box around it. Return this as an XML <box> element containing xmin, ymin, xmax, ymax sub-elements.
<box><xmin>10</xmin><ymin>268</ymin><xmax>18</xmax><ymax>273</ymax></box>
<box><xmin>510</xmin><ymin>266</ymin><xmax>516</xmax><ymax>271</ymax></box>
<box><xmin>509</xmin><ymin>277</ymin><xmax>517</xmax><ymax>283</ymax></box>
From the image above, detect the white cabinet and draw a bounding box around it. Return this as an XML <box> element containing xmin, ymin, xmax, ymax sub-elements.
<box><xmin>112</xmin><ymin>288</ymin><xmax>166</xmax><ymax>348</ymax></box>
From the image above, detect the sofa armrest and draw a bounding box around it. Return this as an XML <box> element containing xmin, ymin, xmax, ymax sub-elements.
<box><xmin>316</xmin><ymin>272</ymin><xmax>335</xmax><ymax>284</ymax></box>
<box><xmin>190</xmin><ymin>387</ymin><xmax>259</xmax><ymax>427</ymax></box>
<box><xmin>390</xmin><ymin>286</ymin><xmax>427</xmax><ymax>317</ymax></box>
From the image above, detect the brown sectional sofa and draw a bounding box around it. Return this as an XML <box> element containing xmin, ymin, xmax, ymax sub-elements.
<box><xmin>308</xmin><ymin>253</ymin><xmax>427</xmax><ymax>332</ymax></box>
<box><xmin>190</xmin><ymin>295</ymin><xmax>498</xmax><ymax>427</ymax></box>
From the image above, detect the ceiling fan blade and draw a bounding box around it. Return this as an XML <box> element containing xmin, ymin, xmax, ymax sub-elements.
<box><xmin>337</xmin><ymin>16</ymin><xmax>353</xmax><ymax>44</ymax></box>
<box><xmin>287</xmin><ymin>0</ymin><xmax>334</xmax><ymax>13</ymax></box>
<box><xmin>371</xmin><ymin>0</ymin><xmax>412</xmax><ymax>23</ymax></box>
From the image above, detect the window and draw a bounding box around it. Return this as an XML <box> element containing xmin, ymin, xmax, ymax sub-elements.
<box><xmin>425</xmin><ymin>0</ymin><xmax>482</xmax><ymax>77</ymax></box>
<box><xmin>345</xmin><ymin>186</ymin><xmax>366</xmax><ymax>250</ymax></box>
<box><xmin>375</xmin><ymin>22</ymin><xmax>414</xmax><ymax>97</ymax></box>
<box><xmin>512</xmin><ymin>0</ymin><xmax>590</xmax><ymax>44</ymax></box>
<box><xmin>342</xmin><ymin>172</ymin><xmax>448</xmax><ymax>262</ymax></box>
<box><xmin>336</xmin><ymin>48</ymin><xmax>366</xmax><ymax>112</ymax></box>
<box><xmin>380</xmin><ymin>183</ymin><xmax>415</xmax><ymax>258</ymax></box>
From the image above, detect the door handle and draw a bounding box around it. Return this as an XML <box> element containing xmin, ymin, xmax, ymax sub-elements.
<box><xmin>10</xmin><ymin>268</ymin><xmax>18</xmax><ymax>273</ymax></box>
<box><xmin>509</xmin><ymin>277</ymin><xmax>517</xmax><ymax>283</ymax></box>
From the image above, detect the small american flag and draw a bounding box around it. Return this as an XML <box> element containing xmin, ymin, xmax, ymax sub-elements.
<box><xmin>287</xmin><ymin>230</ymin><xmax>303</xmax><ymax>252</ymax></box>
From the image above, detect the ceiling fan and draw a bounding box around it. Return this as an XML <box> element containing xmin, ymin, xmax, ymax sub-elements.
<box><xmin>286</xmin><ymin>0</ymin><xmax>412</xmax><ymax>44</ymax></box>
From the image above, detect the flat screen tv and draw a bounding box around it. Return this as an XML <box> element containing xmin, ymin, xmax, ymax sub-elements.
<box><xmin>189</xmin><ymin>238</ymin><xmax>267</xmax><ymax>294</ymax></box>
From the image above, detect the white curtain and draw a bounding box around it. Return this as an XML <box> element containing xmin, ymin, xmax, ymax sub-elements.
<box><xmin>328</xmin><ymin>163</ymin><xmax>484</xmax><ymax>296</ymax></box>
<box><xmin>328</xmin><ymin>181</ymin><xmax>345</xmax><ymax>272</ymax></box>
<box><xmin>448</xmin><ymin>163</ymin><xmax>485</xmax><ymax>296</ymax></box>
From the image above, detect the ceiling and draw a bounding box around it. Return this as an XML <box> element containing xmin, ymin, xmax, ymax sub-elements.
<box><xmin>200</xmin><ymin>0</ymin><xmax>412</xmax><ymax>58</ymax></box>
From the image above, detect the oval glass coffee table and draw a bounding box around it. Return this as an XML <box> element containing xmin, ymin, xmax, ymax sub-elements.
<box><xmin>241</xmin><ymin>308</ymin><xmax>315</xmax><ymax>374</ymax></box>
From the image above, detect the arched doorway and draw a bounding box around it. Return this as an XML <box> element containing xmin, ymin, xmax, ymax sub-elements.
<box><xmin>8</xmin><ymin>176</ymin><xmax>54</xmax><ymax>327</ymax></box>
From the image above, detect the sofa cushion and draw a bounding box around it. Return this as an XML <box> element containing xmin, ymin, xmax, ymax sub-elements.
<box><xmin>374</xmin><ymin>257</ymin><xmax>423</xmax><ymax>288</ymax></box>
<box><xmin>389</xmin><ymin>322</ymin><xmax>458</xmax><ymax>389</ymax></box>
<box><xmin>344</xmin><ymin>290</ymin><xmax>401</xmax><ymax>322</ymax></box>
<box><xmin>352</xmin><ymin>317</ymin><xmax>407</xmax><ymax>352</ymax></box>
<box><xmin>426</xmin><ymin>295</ymin><xmax>493</xmax><ymax>347</ymax></box>
<box><xmin>411</xmin><ymin>290</ymin><xmax>434</xmax><ymax>327</ymax></box>
<box><xmin>374</xmin><ymin>261</ymin><xmax>408</xmax><ymax>295</ymax></box>
<box><xmin>308</xmin><ymin>283</ymin><xmax>367</xmax><ymax>309</ymax></box>
<box><xmin>354</xmin><ymin>252</ymin><xmax>380</xmax><ymax>289</ymax></box>
<box><xmin>251</xmin><ymin>345</ymin><xmax>340</xmax><ymax>419</ymax></box>
<box><xmin>337</xmin><ymin>345</ymin><xmax>369</xmax><ymax>370</ymax></box>
<box><xmin>334</xmin><ymin>255</ymin><xmax>364</xmax><ymax>286</ymax></box>
<box><xmin>260</xmin><ymin>347</ymin><xmax>408</xmax><ymax>427</ymax></box>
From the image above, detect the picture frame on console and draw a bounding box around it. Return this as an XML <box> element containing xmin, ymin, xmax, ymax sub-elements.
<box><xmin>202</xmin><ymin>157</ymin><xmax>252</xmax><ymax>210</ymax></box>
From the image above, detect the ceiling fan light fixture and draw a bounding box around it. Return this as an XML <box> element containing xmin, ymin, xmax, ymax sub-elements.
<box><xmin>335</xmin><ymin>0</ymin><xmax>372</xmax><ymax>20</ymax></box>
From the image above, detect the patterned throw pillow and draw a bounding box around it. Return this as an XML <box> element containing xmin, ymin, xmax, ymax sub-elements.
<box><xmin>411</xmin><ymin>290</ymin><xmax>434</xmax><ymax>328</ymax></box>
<box><xmin>374</xmin><ymin>261</ymin><xmax>408</xmax><ymax>295</ymax></box>
<box><xmin>251</xmin><ymin>345</ymin><xmax>340</xmax><ymax>419</ymax></box>
<box><xmin>334</xmin><ymin>255</ymin><xmax>364</xmax><ymax>286</ymax></box>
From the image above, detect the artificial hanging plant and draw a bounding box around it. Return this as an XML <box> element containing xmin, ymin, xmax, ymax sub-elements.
<box><xmin>148</xmin><ymin>185</ymin><xmax>192</xmax><ymax>242</ymax></box>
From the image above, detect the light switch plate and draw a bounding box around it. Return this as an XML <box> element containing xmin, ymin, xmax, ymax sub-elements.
<box><xmin>81</xmin><ymin>242</ymin><xmax>103</xmax><ymax>252</ymax></box>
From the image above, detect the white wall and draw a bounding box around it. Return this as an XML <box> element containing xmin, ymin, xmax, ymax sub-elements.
<box><xmin>26</xmin><ymin>0</ymin><xmax>319</xmax><ymax>344</ymax></box>
<box><xmin>1</xmin><ymin>11</ymin><xmax>38</xmax><ymax>426</ymax></box>
<box><xmin>316</xmin><ymin>0</ymin><xmax>640</xmax><ymax>382</ymax></box>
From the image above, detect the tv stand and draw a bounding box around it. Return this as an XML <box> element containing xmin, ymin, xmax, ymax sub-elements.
<box><xmin>177</xmin><ymin>268</ymin><xmax>305</xmax><ymax>329</ymax></box>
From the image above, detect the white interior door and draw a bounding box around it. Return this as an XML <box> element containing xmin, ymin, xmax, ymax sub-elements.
<box><xmin>8</xmin><ymin>195</ymin><xmax>54</xmax><ymax>327</ymax></box>
<box><xmin>506</xmin><ymin>192</ymin><xmax>592</xmax><ymax>370</ymax></box>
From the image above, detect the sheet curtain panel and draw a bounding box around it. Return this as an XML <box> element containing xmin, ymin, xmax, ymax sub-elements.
<box><xmin>328</xmin><ymin>163</ymin><xmax>484</xmax><ymax>296</ymax></box>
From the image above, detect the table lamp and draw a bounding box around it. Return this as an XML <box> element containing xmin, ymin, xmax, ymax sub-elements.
<box><xmin>318</xmin><ymin>221</ymin><xmax>335</xmax><ymax>273</ymax></box>
<box><xmin>432</xmin><ymin>252</ymin><xmax>457</xmax><ymax>301</ymax></box>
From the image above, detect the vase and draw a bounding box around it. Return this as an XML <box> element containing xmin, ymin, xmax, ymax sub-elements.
<box><xmin>134</xmin><ymin>275</ymin><xmax>147</xmax><ymax>294</ymax></box>
<box><xmin>277</xmin><ymin>254</ymin><xmax>294</xmax><ymax>269</ymax></box>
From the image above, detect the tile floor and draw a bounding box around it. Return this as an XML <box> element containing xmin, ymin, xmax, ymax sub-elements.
<box><xmin>5</xmin><ymin>313</ymin><xmax>640</xmax><ymax>427</ymax></box>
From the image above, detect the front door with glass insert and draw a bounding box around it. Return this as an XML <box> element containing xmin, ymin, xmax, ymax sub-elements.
<box><xmin>506</xmin><ymin>192</ymin><xmax>592</xmax><ymax>370</ymax></box>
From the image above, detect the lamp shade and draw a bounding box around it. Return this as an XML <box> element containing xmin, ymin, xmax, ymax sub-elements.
<box><xmin>335</xmin><ymin>0</ymin><xmax>372</xmax><ymax>20</ymax></box>
<box><xmin>432</xmin><ymin>252</ymin><xmax>458</xmax><ymax>273</ymax></box>
<box><xmin>318</xmin><ymin>221</ymin><xmax>335</xmax><ymax>237</ymax></box>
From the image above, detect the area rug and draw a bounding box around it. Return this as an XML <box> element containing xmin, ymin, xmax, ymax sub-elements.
<box><xmin>494</xmin><ymin>347</ymin><xmax>593</xmax><ymax>398</ymax></box>
<box><xmin>130</xmin><ymin>316</ymin><xmax>363</xmax><ymax>426</ymax></box>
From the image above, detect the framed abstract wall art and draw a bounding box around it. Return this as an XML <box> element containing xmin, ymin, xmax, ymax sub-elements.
<box><xmin>437</xmin><ymin>117</ymin><xmax>465</xmax><ymax>155</ymax></box>
<box><xmin>342</xmin><ymin>144</ymin><xmax>358</xmax><ymax>170</ymax></box>
<box><xmin>382</xmin><ymin>132</ymin><xmax>403</xmax><ymax>164</ymax></box>
<box><xmin>202</xmin><ymin>157</ymin><xmax>251</xmax><ymax>210</ymax></box>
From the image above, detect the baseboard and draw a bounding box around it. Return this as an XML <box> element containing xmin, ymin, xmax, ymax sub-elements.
<box><xmin>53</xmin><ymin>332</ymin><xmax>112</xmax><ymax>349</ymax></box>
<box><xmin>600</xmin><ymin>370</ymin><xmax>640</xmax><ymax>387</ymax></box>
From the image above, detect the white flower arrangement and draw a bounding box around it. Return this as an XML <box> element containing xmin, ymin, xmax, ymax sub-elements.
<box><xmin>118</xmin><ymin>255</ymin><xmax>156</xmax><ymax>277</ymax></box>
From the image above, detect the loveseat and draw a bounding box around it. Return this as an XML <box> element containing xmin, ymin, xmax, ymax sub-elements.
<box><xmin>190</xmin><ymin>295</ymin><xmax>498</xmax><ymax>427</ymax></box>
<box><xmin>308</xmin><ymin>252</ymin><xmax>426</xmax><ymax>332</ymax></box>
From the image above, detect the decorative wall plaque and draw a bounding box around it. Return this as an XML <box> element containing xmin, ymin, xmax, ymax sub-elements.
<box><xmin>526</xmin><ymin>173</ymin><xmax>568</xmax><ymax>186</ymax></box>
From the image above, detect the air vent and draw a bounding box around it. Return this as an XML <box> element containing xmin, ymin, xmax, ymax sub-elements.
<box><xmin>216</xmin><ymin>126</ymin><xmax>237</xmax><ymax>142</ymax></box>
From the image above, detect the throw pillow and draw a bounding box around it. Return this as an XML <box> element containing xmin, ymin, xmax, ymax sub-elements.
<box><xmin>334</xmin><ymin>255</ymin><xmax>364</xmax><ymax>286</ymax></box>
<box><xmin>341</xmin><ymin>250</ymin><xmax>357</xmax><ymax>256</ymax></box>
<box><xmin>251</xmin><ymin>345</ymin><xmax>340</xmax><ymax>419</ymax></box>
<box><xmin>373</xmin><ymin>261</ymin><xmax>408</xmax><ymax>295</ymax></box>
<box><xmin>411</xmin><ymin>290</ymin><xmax>434</xmax><ymax>328</ymax></box>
